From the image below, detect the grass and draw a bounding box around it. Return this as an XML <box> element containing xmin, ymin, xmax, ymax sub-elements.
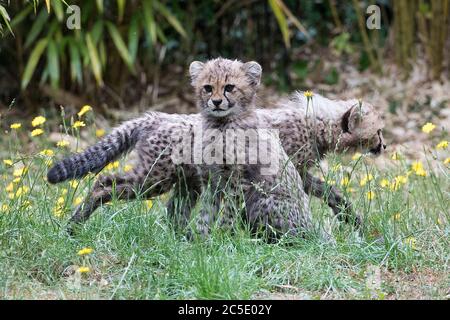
<box><xmin>0</xmin><ymin>112</ymin><xmax>449</xmax><ymax>300</ymax></box>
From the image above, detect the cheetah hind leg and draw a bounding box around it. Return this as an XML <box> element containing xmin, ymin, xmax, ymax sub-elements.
<box><xmin>245</xmin><ymin>189</ymin><xmax>313</xmax><ymax>243</ymax></box>
<box><xmin>67</xmin><ymin>173</ymin><xmax>160</xmax><ymax>235</ymax></box>
<box><xmin>166</xmin><ymin>178</ymin><xmax>201</xmax><ymax>232</ymax></box>
<box><xmin>303</xmin><ymin>172</ymin><xmax>362</xmax><ymax>229</ymax></box>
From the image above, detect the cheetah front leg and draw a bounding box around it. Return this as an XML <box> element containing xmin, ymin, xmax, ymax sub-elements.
<box><xmin>303</xmin><ymin>171</ymin><xmax>361</xmax><ymax>228</ymax></box>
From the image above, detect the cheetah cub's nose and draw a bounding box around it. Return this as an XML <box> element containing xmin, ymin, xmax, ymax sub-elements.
<box><xmin>212</xmin><ymin>99</ymin><xmax>223</xmax><ymax>107</ymax></box>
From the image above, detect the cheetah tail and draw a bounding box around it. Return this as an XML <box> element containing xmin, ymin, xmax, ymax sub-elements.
<box><xmin>47</xmin><ymin>116</ymin><xmax>147</xmax><ymax>184</ymax></box>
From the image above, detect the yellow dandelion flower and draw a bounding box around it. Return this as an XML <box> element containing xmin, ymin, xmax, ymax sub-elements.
<box><xmin>444</xmin><ymin>158</ymin><xmax>450</xmax><ymax>165</ymax></box>
<box><xmin>436</xmin><ymin>140</ymin><xmax>448</xmax><ymax>150</ymax></box>
<box><xmin>77</xmin><ymin>105</ymin><xmax>92</xmax><ymax>117</ymax></box>
<box><xmin>96</xmin><ymin>128</ymin><xmax>105</xmax><ymax>138</ymax></box>
<box><xmin>415</xmin><ymin>168</ymin><xmax>427</xmax><ymax>177</ymax></box>
<box><xmin>366</xmin><ymin>191</ymin><xmax>375</xmax><ymax>200</ymax></box>
<box><xmin>340</xmin><ymin>176</ymin><xmax>350</xmax><ymax>187</ymax></box>
<box><xmin>352</xmin><ymin>152</ymin><xmax>362</xmax><ymax>161</ymax></box>
<box><xmin>77</xmin><ymin>266</ymin><xmax>90</xmax><ymax>273</ymax></box>
<box><xmin>57</xmin><ymin>197</ymin><xmax>65</xmax><ymax>206</ymax></box>
<box><xmin>360</xmin><ymin>174</ymin><xmax>374</xmax><ymax>186</ymax></box>
<box><xmin>15</xmin><ymin>186</ymin><xmax>30</xmax><ymax>197</ymax></box>
<box><xmin>61</xmin><ymin>188</ymin><xmax>68</xmax><ymax>195</ymax></box>
<box><xmin>56</xmin><ymin>140</ymin><xmax>70</xmax><ymax>147</ymax></box>
<box><xmin>31</xmin><ymin>128</ymin><xmax>44</xmax><ymax>137</ymax></box>
<box><xmin>53</xmin><ymin>207</ymin><xmax>64</xmax><ymax>217</ymax></box>
<box><xmin>1</xmin><ymin>204</ymin><xmax>9</xmax><ymax>212</ymax></box>
<box><xmin>393</xmin><ymin>213</ymin><xmax>401</xmax><ymax>221</ymax></box>
<box><xmin>40</xmin><ymin>149</ymin><xmax>54</xmax><ymax>157</ymax></box>
<box><xmin>8</xmin><ymin>193</ymin><xmax>14</xmax><ymax>199</ymax></box>
<box><xmin>72</xmin><ymin>121</ymin><xmax>86</xmax><ymax>129</ymax></box>
<box><xmin>105</xmin><ymin>161</ymin><xmax>119</xmax><ymax>171</ymax></box>
<box><xmin>404</xmin><ymin>237</ymin><xmax>416</xmax><ymax>249</ymax></box>
<box><xmin>73</xmin><ymin>197</ymin><xmax>83</xmax><ymax>206</ymax></box>
<box><xmin>13</xmin><ymin>177</ymin><xmax>21</xmax><ymax>183</ymax></box>
<box><xmin>13</xmin><ymin>167</ymin><xmax>27</xmax><ymax>177</ymax></box>
<box><xmin>411</xmin><ymin>161</ymin><xmax>423</xmax><ymax>172</ymax></box>
<box><xmin>379</xmin><ymin>179</ymin><xmax>390</xmax><ymax>188</ymax></box>
<box><xmin>331</xmin><ymin>163</ymin><xmax>342</xmax><ymax>172</ymax></box>
<box><xmin>391</xmin><ymin>152</ymin><xmax>400</xmax><ymax>160</ymax></box>
<box><xmin>31</xmin><ymin>116</ymin><xmax>46</xmax><ymax>127</ymax></box>
<box><xmin>124</xmin><ymin>164</ymin><xmax>133</xmax><ymax>172</ymax></box>
<box><xmin>21</xmin><ymin>200</ymin><xmax>31</xmax><ymax>209</ymax></box>
<box><xmin>6</xmin><ymin>182</ymin><xmax>14</xmax><ymax>193</ymax></box>
<box><xmin>10</xmin><ymin>123</ymin><xmax>22</xmax><ymax>130</ymax></box>
<box><xmin>304</xmin><ymin>91</ymin><xmax>314</xmax><ymax>98</ymax></box>
<box><xmin>69</xmin><ymin>181</ymin><xmax>79</xmax><ymax>189</ymax></box>
<box><xmin>77</xmin><ymin>247</ymin><xmax>94</xmax><ymax>256</ymax></box>
<box><xmin>3</xmin><ymin>159</ymin><xmax>13</xmax><ymax>166</ymax></box>
<box><xmin>411</xmin><ymin>161</ymin><xmax>427</xmax><ymax>177</ymax></box>
<box><xmin>421</xmin><ymin>122</ymin><xmax>436</xmax><ymax>134</ymax></box>
<box><xmin>145</xmin><ymin>200</ymin><xmax>153</xmax><ymax>209</ymax></box>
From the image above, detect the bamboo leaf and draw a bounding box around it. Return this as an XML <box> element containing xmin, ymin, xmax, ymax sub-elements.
<box><xmin>47</xmin><ymin>39</ymin><xmax>60</xmax><ymax>88</ymax></box>
<box><xmin>106</xmin><ymin>21</ymin><xmax>135</xmax><ymax>73</ymax></box>
<box><xmin>51</xmin><ymin>0</ymin><xmax>64</xmax><ymax>21</ymax></box>
<box><xmin>96</xmin><ymin>0</ymin><xmax>104</xmax><ymax>14</ymax></box>
<box><xmin>86</xmin><ymin>33</ymin><xmax>103</xmax><ymax>86</ymax></box>
<box><xmin>268</xmin><ymin>0</ymin><xmax>290</xmax><ymax>48</ymax></box>
<box><xmin>24</xmin><ymin>10</ymin><xmax>48</xmax><ymax>48</ymax></box>
<box><xmin>117</xmin><ymin>0</ymin><xmax>126</xmax><ymax>23</ymax></box>
<box><xmin>142</xmin><ymin>0</ymin><xmax>157</xmax><ymax>45</ymax></box>
<box><xmin>128</xmin><ymin>13</ymin><xmax>140</xmax><ymax>63</ymax></box>
<box><xmin>21</xmin><ymin>38</ymin><xmax>48</xmax><ymax>89</ymax></box>
<box><xmin>68</xmin><ymin>39</ymin><xmax>82</xmax><ymax>84</ymax></box>
<box><xmin>154</xmin><ymin>2</ymin><xmax>187</xmax><ymax>39</ymax></box>
<box><xmin>0</xmin><ymin>4</ymin><xmax>14</xmax><ymax>36</ymax></box>
<box><xmin>11</xmin><ymin>5</ymin><xmax>33</xmax><ymax>28</ymax></box>
<box><xmin>91</xmin><ymin>20</ymin><xmax>104</xmax><ymax>44</ymax></box>
<box><xmin>45</xmin><ymin>0</ymin><xmax>51</xmax><ymax>13</ymax></box>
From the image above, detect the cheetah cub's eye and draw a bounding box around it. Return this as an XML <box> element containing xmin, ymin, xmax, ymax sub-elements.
<box><xmin>224</xmin><ymin>84</ymin><xmax>235</xmax><ymax>92</ymax></box>
<box><xmin>204</xmin><ymin>85</ymin><xmax>213</xmax><ymax>93</ymax></box>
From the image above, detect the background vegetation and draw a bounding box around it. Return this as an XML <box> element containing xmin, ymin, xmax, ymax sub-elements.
<box><xmin>0</xmin><ymin>1</ymin><xmax>449</xmax><ymax>299</ymax></box>
<box><xmin>0</xmin><ymin>0</ymin><xmax>449</xmax><ymax>113</ymax></box>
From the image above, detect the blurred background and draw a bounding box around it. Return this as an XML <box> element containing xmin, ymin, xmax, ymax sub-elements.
<box><xmin>0</xmin><ymin>0</ymin><xmax>449</xmax><ymax>156</ymax></box>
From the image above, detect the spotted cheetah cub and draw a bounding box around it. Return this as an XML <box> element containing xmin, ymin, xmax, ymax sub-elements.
<box><xmin>187</xmin><ymin>58</ymin><xmax>312</xmax><ymax>238</ymax></box>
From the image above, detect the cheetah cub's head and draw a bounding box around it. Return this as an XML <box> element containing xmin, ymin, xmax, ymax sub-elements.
<box><xmin>340</xmin><ymin>102</ymin><xmax>386</xmax><ymax>155</ymax></box>
<box><xmin>189</xmin><ymin>58</ymin><xmax>262</xmax><ymax>118</ymax></box>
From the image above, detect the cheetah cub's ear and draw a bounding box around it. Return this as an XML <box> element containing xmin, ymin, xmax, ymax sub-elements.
<box><xmin>189</xmin><ymin>61</ymin><xmax>205</xmax><ymax>84</ymax></box>
<box><xmin>242</xmin><ymin>61</ymin><xmax>262</xmax><ymax>86</ymax></box>
<box><xmin>341</xmin><ymin>105</ymin><xmax>364</xmax><ymax>133</ymax></box>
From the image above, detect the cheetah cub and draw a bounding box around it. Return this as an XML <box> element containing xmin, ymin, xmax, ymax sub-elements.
<box><xmin>187</xmin><ymin>58</ymin><xmax>312</xmax><ymax>239</ymax></box>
